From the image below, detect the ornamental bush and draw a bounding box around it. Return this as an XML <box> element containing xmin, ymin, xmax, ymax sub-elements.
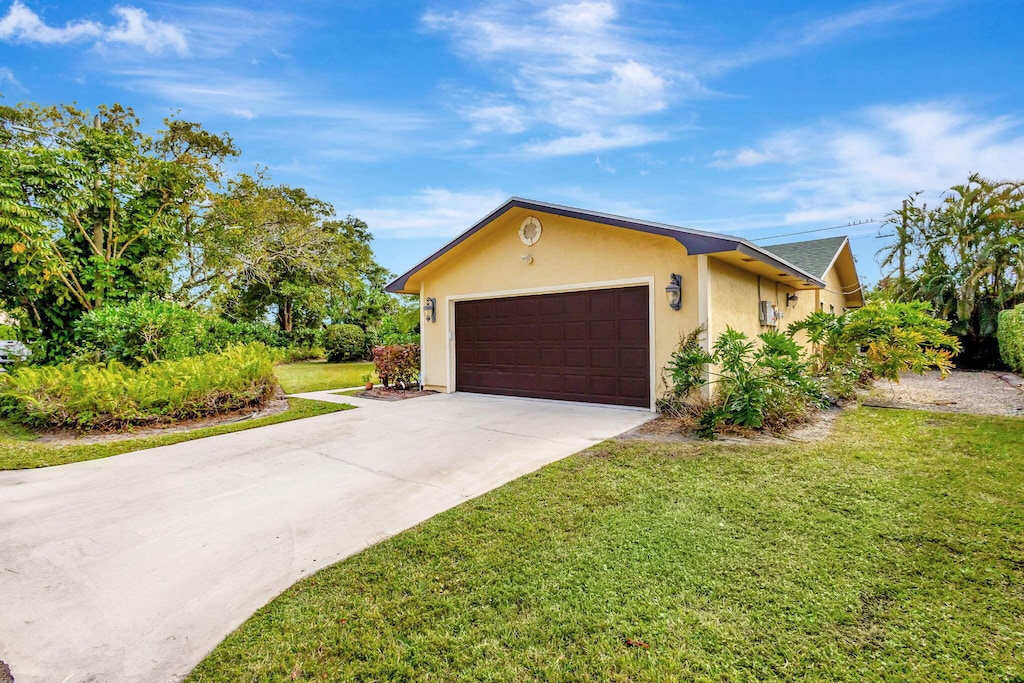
<box><xmin>997</xmin><ymin>304</ymin><xmax>1024</xmax><ymax>373</ymax></box>
<box><xmin>75</xmin><ymin>297</ymin><xmax>210</xmax><ymax>365</ymax></box>
<box><xmin>372</xmin><ymin>344</ymin><xmax>419</xmax><ymax>389</ymax></box>
<box><xmin>0</xmin><ymin>343</ymin><xmax>279</xmax><ymax>431</ymax></box>
<box><xmin>324</xmin><ymin>324</ymin><xmax>367</xmax><ymax>362</ymax></box>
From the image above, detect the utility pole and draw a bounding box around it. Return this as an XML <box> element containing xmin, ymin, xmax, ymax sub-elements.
<box><xmin>899</xmin><ymin>199</ymin><xmax>908</xmax><ymax>287</ymax></box>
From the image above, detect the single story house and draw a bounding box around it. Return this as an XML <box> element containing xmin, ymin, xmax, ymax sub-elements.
<box><xmin>386</xmin><ymin>198</ymin><xmax>863</xmax><ymax>411</ymax></box>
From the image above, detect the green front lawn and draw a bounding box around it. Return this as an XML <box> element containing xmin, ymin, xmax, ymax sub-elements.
<box><xmin>275</xmin><ymin>361</ymin><xmax>376</xmax><ymax>394</ymax></box>
<box><xmin>188</xmin><ymin>408</ymin><xmax>1024</xmax><ymax>682</ymax></box>
<box><xmin>0</xmin><ymin>398</ymin><xmax>352</xmax><ymax>471</ymax></box>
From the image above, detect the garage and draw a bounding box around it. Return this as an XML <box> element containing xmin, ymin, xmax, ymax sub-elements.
<box><xmin>454</xmin><ymin>285</ymin><xmax>650</xmax><ymax>407</ymax></box>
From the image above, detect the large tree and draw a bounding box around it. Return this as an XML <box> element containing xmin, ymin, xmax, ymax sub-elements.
<box><xmin>207</xmin><ymin>173</ymin><xmax>383</xmax><ymax>332</ymax></box>
<box><xmin>0</xmin><ymin>102</ymin><xmax>237</xmax><ymax>352</ymax></box>
<box><xmin>878</xmin><ymin>174</ymin><xmax>1024</xmax><ymax>366</ymax></box>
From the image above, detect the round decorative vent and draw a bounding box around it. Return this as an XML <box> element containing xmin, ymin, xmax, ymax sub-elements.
<box><xmin>519</xmin><ymin>216</ymin><xmax>542</xmax><ymax>246</ymax></box>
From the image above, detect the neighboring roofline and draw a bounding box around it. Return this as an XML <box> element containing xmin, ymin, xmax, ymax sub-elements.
<box><xmin>385</xmin><ymin>197</ymin><xmax>825</xmax><ymax>293</ymax></box>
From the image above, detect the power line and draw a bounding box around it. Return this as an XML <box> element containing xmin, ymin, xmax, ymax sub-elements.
<box><xmin>752</xmin><ymin>218</ymin><xmax>882</xmax><ymax>242</ymax></box>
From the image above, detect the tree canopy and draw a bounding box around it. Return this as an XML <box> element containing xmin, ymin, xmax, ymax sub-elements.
<box><xmin>877</xmin><ymin>174</ymin><xmax>1024</xmax><ymax>367</ymax></box>
<box><xmin>0</xmin><ymin>101</ymin><xmax>390</xmax><ymax>359</ymax></box>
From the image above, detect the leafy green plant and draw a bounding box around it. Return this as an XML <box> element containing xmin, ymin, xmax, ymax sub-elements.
<box><xmin>713</xmin><ymin>328</ymin><xmax>768</xmax><ymax>428</ymax></box>
<box><xmin>662</xmin><ymin>326</ymin><xmax>830</xmax><ymax>438</ymax></box>
<box><xmin>0</xmin><ymin>324</ymin><xmax>17</xmax><ymax>340</ymax></box>
<box><xmin>324</xmin><ymin>324</ymin><xmax>368</xmax><ymax>362</ymax></box>
<box><xmin>75</xmin><ymin>297</ymin><xmax>211</xmax><ymax>365</ymax></box>
<box><xmin>283</xmin><ymin>345</ymin><xmax>326</xmax><ymax>362</ymax></box>
<box><xmin>372</xmin><ymin>344</ymin><xmax>419</xmax><ymax>389</ymax></box>
<box><xmin>0</xmin><ymin>343</ymin><xmax>279</xmax><ymax>430</ymax></box>
<box><xmin>790</xmin><ymin>300</ymin><xmax>960</xmax><ymax>399</ymax></box>
<box><xmin>997</xmin><ymin>304</ymin><xmax>1024</xmax><ymax>373</ymax></box>
<box><xmin>661</xmin><ymin>325</ymin><xmax>712</xmax><ymax>403</ymax></box>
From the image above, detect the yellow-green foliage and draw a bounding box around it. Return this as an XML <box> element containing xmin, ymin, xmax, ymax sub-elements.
<box><xmin>998</xmin><ymin>304</ymin><xmax>1024</xmax><ymax>373</ymax></box>
<box><xmin>0</xmin><ymin>343</ymin><xmax>279</xmax><ymax>430</ymax></box>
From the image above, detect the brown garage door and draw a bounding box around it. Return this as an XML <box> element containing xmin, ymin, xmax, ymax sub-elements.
<box><xmin>454</xmin><ymin>286</ymin><xmax>650</xmax><ymax>407</ymax></box>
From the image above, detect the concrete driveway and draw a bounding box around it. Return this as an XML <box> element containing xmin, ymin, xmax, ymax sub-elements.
<box><xmin>0</xmin><ymin>392</ymin><xmax>650</xmax><ymax>682</ymax></box>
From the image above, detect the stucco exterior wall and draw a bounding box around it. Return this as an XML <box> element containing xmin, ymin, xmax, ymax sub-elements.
<box><xmin>819</xmin><ymin>267</ymin><xmax>852</xmax><ymax>314</ymax></box>
<box><xmin>414</xmin><ymin>207</ymin><xmax>701</xmax><ymax>405</ymax></box>
<box><xmin>706</xmin><ymin>257</ymin><xmax>818</xmax><ymax>343</ymax></box>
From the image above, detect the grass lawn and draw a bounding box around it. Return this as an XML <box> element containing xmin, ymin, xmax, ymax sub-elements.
<box><xmin>0</xmin><ymin>398</ymin><xmax>352</xmax><ymax>471</ymax></box>
<box><xmin>188</xmin><ymin>408</ymin><xmax>1024</xmax><ymax>682</ymax></box>
<box><xmin>275</xmin><ymin>361</ymin><xmax>376</xmax><ymax>394</ymax></box>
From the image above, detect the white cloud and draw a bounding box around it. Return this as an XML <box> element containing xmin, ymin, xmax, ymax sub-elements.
<box><xmin>353</xmin><ymin>188</ymin><xmax>509</xmax><ymax>238</ymax></box>
<box><xmin>104</xmin><ymin>6</ymin><xmax>187</xmax><ymax>55</ymax></box>
<box><xmin>0</xmin><ymin>1</ymin><xmax>187</xmax><ymax>55</ymax></box>
<box><xmin>424</xmin><ymin>0</ymin><xmax>689</xmax><ymax>156</ymax></box>
<box><xmin>704</xmin><ymin>0</ymin><xmax>953</xmax><ymax>74</ymax></box>
<box><xmin>0</xmin><ymin>65</ymin><xmax>21</xmax><ymax>89</ymax></box>
<box><xmin>463</xmin><ymin>102</ymin><xmax>528</xmax><ymax>134</ymax></box>
<box><xmin>713</xmin><ymin>102</ymin><xmax>1024</xmax><ymax>225</ymax></box>
<box><xmin>523</xmin><ymin>124</ymin><xmax>667</xmax><ymax>157</ymax></box>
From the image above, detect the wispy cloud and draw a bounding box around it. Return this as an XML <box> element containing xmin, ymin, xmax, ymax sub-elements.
<box><xmin>424</xmin><ymin>0</ymin><xmax>694</xmax><ymax>157</ymax></box>
<box><xmin>0</xmin><ymin>65</ymin><xmax>21</xmax><ymax>89</ymax></box>
<box><xmin>353</xmin><ymin>188</ymin><xmax>509</xmax><ymax>238</ymax></box>
<box><xmin>704</xmin><ymin>0</ymin><xmax>954</xmax><ymax>74</ymax></box>
<box><xmin>0</xmin><ymin>1</ymin><xmax>188</xmax><ymax>55</ymax></box>
<box><xmin>712</xmin><ymin>102</ymin><xmax>1024</xmax><ymax>224</ymax></box>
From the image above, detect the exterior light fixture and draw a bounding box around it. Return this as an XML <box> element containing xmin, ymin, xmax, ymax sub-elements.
<box><xmin>786</xmin><ymin>293</ymin><xmax>799</xmax><ymax>307</ymax></box>
<box><xmin>665</xmin><ymin>273</ymin><xmax>682</xmax><ymax>311</ymax></box>
<box><xmin>423</xmin><ymin>297</ymin><xmax>436</xmax><ymax>323</ymax></box>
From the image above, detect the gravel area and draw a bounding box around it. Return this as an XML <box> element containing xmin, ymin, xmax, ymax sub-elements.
<box><xmin>863</xmin><ymin>369</ymin><xmax>1024</xmax><ymax>417</ymax></box>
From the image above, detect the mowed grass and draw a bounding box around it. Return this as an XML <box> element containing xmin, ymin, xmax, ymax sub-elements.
<box><xmin>188</xmin><ymin>408</ymin><xmax>1024</xmax><ymax>683</ymax></box>
<box><xmin>275</xmin><ymin>361</ymin><xmax>376</xmax><ymax>394</ymax></box>
<box><xmin>0</xmin><ymin>398</ymin><xmax>351</xmax><ymax>471</ymax></box>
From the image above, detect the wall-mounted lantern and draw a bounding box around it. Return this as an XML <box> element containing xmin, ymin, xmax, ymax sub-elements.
<box><xmin>665</xmin><ymin>273</ymin><xmax>682</xmax><ymax>311</ymax></box>
<box><xmin>786</xmin><ymin>293</ymin><xmax>799</xmax><ymax>307</ymax></box>
<box><xmin>423</xmin><ymin>297</ymin><xmax>436</xmax><ymax>323</ymax></box>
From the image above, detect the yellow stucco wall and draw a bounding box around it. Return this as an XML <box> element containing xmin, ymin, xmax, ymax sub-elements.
<box><xmin>707</xmin><ymin>257</ymin><xmax>818</xmax><ymax>342</ymax></box>
<box><xmin>412</xmin><ymin>207</ymin><xmax>701</xmax><ymax>405</ymax></box>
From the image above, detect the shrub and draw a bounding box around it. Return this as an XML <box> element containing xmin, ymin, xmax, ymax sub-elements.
<box><xmin>664</xmin><ymin>327</ymin><xmax>827</xmax><ymax>438</ymax></box>
<box><xmin>0</xmin><ymin>324</ymin><xmax>17</xmax><ymax>340</ymax></box>
<box><xmin>370</xmin><ymin>312</ymin><xmax>420</xmax><ymax>346</ymax></box>
<box><xmin>997</xmin><ymin>304</ymin><xmax>1024</xmax><ymax>373</ymax></box>
<box><xmin>789</xmin><ymin>301</ymin><xmax>960</xmax><ymax>399</ymax></box>
<box><xmin>659</xmin><ymin>325</ymin><xmax>712</xmax><ymax>416</ymax></box>
<box><xmin>324</xmin><ymin>324</ymin><xmax>368</xmax><ymax>362</ymax></box>
<box><xmin>0</xmin><ymin>343</ymin><xmax>279</xmax><ymax>431</ymax></box>
<box><xmin>283</xmin><ymin>345</ymin><xmax>326</xmax><ymax>362</ymax></box>
<box><xmin>207</xmin><ymin>319</ymin><xmax>288</xmax><ymax>350</ymax></box>
<box><xmin>372</xmin><ymin>344</ymin><xmax>419</xmax><ymax>388</ymax></box>
<box><xmin>75</xmin><ymin>298</ymin><xmax>211</xmax><ymax>365</ymax></box>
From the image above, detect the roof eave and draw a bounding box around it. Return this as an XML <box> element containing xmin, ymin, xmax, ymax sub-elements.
<box><xmin>385</xmin><ymin>197</ymin><xmax>824</xmax><ymax>293</ymax></box>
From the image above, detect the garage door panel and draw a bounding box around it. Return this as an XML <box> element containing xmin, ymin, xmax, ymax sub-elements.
<box><xmin>455</xmin><ymin>286</ymin><xmax>650</xmax><ymax>408</ymax></box>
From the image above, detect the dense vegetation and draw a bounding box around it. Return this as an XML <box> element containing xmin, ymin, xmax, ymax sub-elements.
<box><xmin>662</xmin><ymin>301</ymin><xmax>960</xmax><ymax>437</ymax></box>
<box><xmin>0</xmin><ymin>343</ymin><xmax>278</xmax><ymax>430</ymax></box>
<box><xmin>187</xmin><ymin>409</ymin><xmax>1024</xmax><ymax>682</ymax></box>
<box><xmin>877</xmin><ymin>174</ymin><xmax>1024</xmax><ymax>367</ymax></box>
<box><xmin>0</xmin><ymin>101</ymin><xmax>414</xmax><ymax>363</ymax></box>
<box><xmin>998</xmin><ymin>304</ymin><xmax>1024</xmax><ymax>373</ymax></box>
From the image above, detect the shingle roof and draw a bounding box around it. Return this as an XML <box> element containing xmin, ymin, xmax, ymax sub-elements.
<box><xmin>762</xmin><ymin>236</ymin><xmax>848</xmax><ymax>280</ymax></box>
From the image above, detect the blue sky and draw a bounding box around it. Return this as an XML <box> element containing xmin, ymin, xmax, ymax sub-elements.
<box><xmin>2</xmin><ymin>0</ymin><xmax>1023</xmax><ymax>285</ymax></box>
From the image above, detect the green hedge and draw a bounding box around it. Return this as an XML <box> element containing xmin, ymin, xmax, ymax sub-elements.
<box><xmin>997</xmin><ymin>304</ymin><xmax>1024</xmax><ymax>373</ymax></box>
<box><xmin>0</xmin><ymin>343</ymin><xmax>279</xmax><ymax>430</ymax></box>
<box><xmin>324</xmin><ymin>324</ymin><xmax>367</xmax><ymax>362</ymax></box>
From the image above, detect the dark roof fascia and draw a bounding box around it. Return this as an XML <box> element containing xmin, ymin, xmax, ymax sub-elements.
<box><xmin>386</xmin><ymin>197</ymin><xmax>824</xmax><ymax>293</ymax></box>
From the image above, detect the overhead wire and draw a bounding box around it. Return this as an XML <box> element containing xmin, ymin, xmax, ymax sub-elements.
<box><xmin>752</xmin><ymin>218</ymin><xmax>882</xmax><ymax>242</ymax></box>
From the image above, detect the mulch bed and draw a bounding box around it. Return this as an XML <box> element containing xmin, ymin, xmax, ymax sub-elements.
<box><xmin>351</xmin><ymin>387</ymin><xmax>438</xmax><ymax>402</ymax></box>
